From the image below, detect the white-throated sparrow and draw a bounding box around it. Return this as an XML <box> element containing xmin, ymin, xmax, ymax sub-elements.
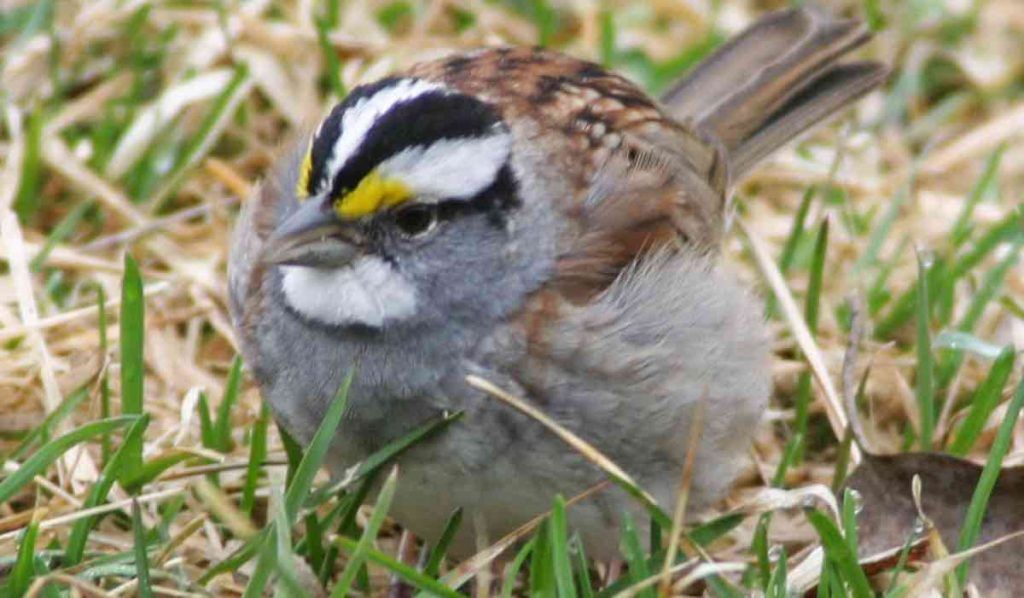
<box><xmin>229</xmin><ymin>6</ymin><xmax>885</xmax><ymax>559</ymax></box>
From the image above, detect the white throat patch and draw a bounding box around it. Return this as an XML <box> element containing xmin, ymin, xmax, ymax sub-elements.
<box><xmin>281</xmin><ymin>257</ymin><xmax>418</xmax><ymax>328</ymax></box>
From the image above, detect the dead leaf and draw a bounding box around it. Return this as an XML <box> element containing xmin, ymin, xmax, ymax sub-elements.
<box><xmin>845</xmin><ymin>452</ymin><xmax>1024</xmax><ymax>593</ymax></box>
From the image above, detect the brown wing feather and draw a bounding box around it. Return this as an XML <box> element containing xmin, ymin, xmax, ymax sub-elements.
<box><xmin>552</xmin><ymin>140</ymin><xmax>724</xmax><ymax>302</ymax></box>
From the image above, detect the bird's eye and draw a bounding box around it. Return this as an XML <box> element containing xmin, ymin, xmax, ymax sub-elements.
<box><xmin>393</xmin><ymin>204</ymin><xmax>438</xmax><ymax>237</ymax></box>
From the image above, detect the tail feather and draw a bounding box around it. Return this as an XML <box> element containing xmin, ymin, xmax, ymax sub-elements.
<box><xmin>660</xmin><ymin>6</ymin><xmax>887</xmax><ymax>180</ymax></box>
<box><xmin>729</xmin><ymin>61</ymin><xmax>887</xmax><ymax>176</ymax></box>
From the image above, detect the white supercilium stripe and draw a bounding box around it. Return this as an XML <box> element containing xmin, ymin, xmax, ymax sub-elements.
<box><xmin>378</xmin><ymin>131</ymin><xmax>511</xmax><ymax>201</ymax></box>
<box><xmin>322</xmin><ymin>79</ymin><xmax>446</xmax><ymax>189</ymax></box>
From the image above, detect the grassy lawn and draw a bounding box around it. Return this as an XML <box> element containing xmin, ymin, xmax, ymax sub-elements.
<box><xmin>1</xmin><ymin>0</ymin><xmax>1022</xmax><ymax>595</ymax></box>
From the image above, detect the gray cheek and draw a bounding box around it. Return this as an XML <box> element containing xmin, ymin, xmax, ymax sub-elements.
<box><xmin>391</xmin><ymin>211</ymin><xmax>553</xmax><ymax>325</ymax></box>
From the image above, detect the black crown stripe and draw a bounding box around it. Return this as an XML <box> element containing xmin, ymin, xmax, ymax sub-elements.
<box><xmin>307</xmin><ymin>77</ymin><xmax>406</xmax><ymax>197</ymax></box>
<box><xmin>329</xmin><ymin>92</ymin><xmax>504</xmax><ymax>202</ymax></box>
<box><xmin>307</xmin><ymin>79</ymin><xmax>506</xmax><ymax>203</ymax></box>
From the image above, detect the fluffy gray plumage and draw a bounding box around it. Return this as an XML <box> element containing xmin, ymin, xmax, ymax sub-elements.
<box><xmin>231</xmin><ymin>150</ymin><xmax>769</xmax><ymax>560</ymax></box>
<box><xmin>230</xmin><ymin>6</ymin><xmax>884</xmax><ymax>560</ymax></box>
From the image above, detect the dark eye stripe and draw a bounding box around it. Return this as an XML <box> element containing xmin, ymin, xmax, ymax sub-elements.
<box><xmin>435</xmin><ymin>163</ymin><xmax>521</xmax><ymax>225</ymax></box>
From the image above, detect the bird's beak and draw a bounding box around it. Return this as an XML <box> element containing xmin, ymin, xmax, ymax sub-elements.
<box><xmin>262</xmin><ymin>200</ymin><xmax>362</xmax><ymax>268</ymax></box>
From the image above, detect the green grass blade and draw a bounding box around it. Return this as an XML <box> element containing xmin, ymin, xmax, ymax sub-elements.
<box><xmin>284</xmin><ymin>371</ymin><xmax>352</xmax><ymax>524</ymax></box>
<box><xmin>822</xmin><ymin>561</ymin><xmax>842</xmax><ymax>597</ymax></box>
<box><xmin>857</xmin><ymin>186</ymin><xmax>907</xmax><ymax>273</ymax></box>
<box><xmin>951</xmin><ymin>145</ymin><xmax>1004</xmax><ymax>247</ymax></box>
<box><xmin>124</xmin><ymin>450</ymin><xmax>201</xmax><ymax>493</ymax></box>
<box><xmin>278</xmin><ymin>423</ymin><xmax>304</xmax><ymax>488</ymax></box>
<box><xmin>766</xmin><ymin>185</ymin><xmax>815</xmax><ymax>317</ymax></box>
<box><xmin>791</xmin><ymin>373</ymin><xmax>814</xmax><ymax>465</ymax></box>
<box><xmin>875</xmin><ymin>252</ymin><xmax>945</xmax><ymax>339</ymax></box>
<box><xmin>197</xmin><ymin>392</ymin><xmax>217</xmax><ymax>451</ymax></box>
<box><xmin>424</xmin><ymin>507</ymin><xmax>463</xmax><ymax>578</ymax></box>
<box><xmin>95</xmin><ymin>282</ymin><xmax>112</xmax><ymax>464</ymax></box>
<box><xmin>241</xmin><ymin>403</ymin><xmax>270</xmax><ymax>516</ymax></box>
<box><xmin>323</xmin><ymin>0</ymin><xmax>341</xmax><ymax>27</ymax></box>
<box><xmin>272</xmin><ymin>492</ymin><xmax>307</xmax><ymax>598</ymax></box>
<box><xmin>648</xmin><ymin>517</ymin><xmax>661</xmax><ymax>554</ymax></box>
<box><xmin>302</xmin><ymin>509</ymin><xmax>326</xmax><ymax>579</ymax></box>
<box><xmin>351</xmin><ymin>410</ymin><xmax>463</xmax><ymax>480</ymax></box>
<box><xmin>66</xmin><ymin>414</ymin><xmax>151</xmax><ymax>564</ymax></box>
<box><xmin>549</xmin><ymin>495</ymin><xmax>577</xmax><ymax>598</ymax></box>
<box><xmin>957</xmin><ymin>235</ymin><xmax>1022</xmax><ymax>333</ymax></box>
<box><xmin>8</xmin><ymin>385</ymin><xmax>89</xmax><ymax>462</ymax></box>
<box><xmin>619</xmin><ymin>513</ymin><xmax>653</xmax><ymax>598</ymax></box>
<box><xmin>148</xmin><ymin>64</ymin><xmax>251</xmax><ymax>212</ymax></box>
<box><xmin>805</xmin><ymin>509</ymin><xmax>871</xmax><ymax>598</ymax></box>
<box><xmin>30</xmin><ymin>200</ymin><xmax>92</xmax><ymax>271</ymax></box>
<box><xmin>948</xmin><ymin>347</ymin><xmax>1015</xmax><ymax>456</ymax></box>
<box><xmin>315</xmin><ymin>18</ymin><xmax>346</xmax><ymax>98</ymax></box>
<box><xmin>8</xmin><ymin>520</ymin><xmax>40</xmax><ymax>596</ymax></box>
<box><xmin>805</xmin><ymin>218</ymin><xmax>829</xmax><ymax>334</ymax></box>
<box><xmin>952</xmin><ymin>207</ymin><xmax>1023</xmax><ymax>279</ymax></box>
<box><xmin>688</xmin><ymin>512</ymin><xmax>745</xmax><ymax>547</ymax></box>
<box><xmin>572</xmin><ymin>535</ymin><xmax>594</xmax><ymax>598</ymax></box>
<box><xmin>242</xmin><ymin>529</ymin><xmax>276</xmax><ymax>598</ymax></box>
<box><xmin>955</xmin><ymin>374</ymin><xmax>1024</xmax><ymax>587</ymax></box>
<box><xmin>502</xmin><ymin>538</ymin><xmax>535</xmax><ymax>598</ymax></box>
<box><xmin>914</xmin><ymin>251</ymin><xmax>935</xmax><ymax>450</ymax></box>
<box><xmin>120</xmin><ymin>254</ymin><xmax>145</xmax><ymax>483</ymax></box>
<box><xmin>599</xmin><ymin>9</ymin><xmax>615</xmax><ymax>66</ymax></box>
<box><xmin>14</xmin><ymin>107</ymin><xmax>45</xmax><ymax>220</ymax></box>
<box><xmin>7</xmin><ymin>0</ymin><xmax>54</xmax><ymax>47</ymax></box>
<box><xmin>752</xmin><ymin>516</ymin><xmax>771</xmax><ymax>590</ymax></box>
<box><xmin>530</xmin><ymin>519</ymin><xmax>554</xmax><ymax>596</ymax></box>
<box><xmin>644</xmin><ymin>31</ymin><xmax>724</xmax><ymax>94</ymax></box>
<box><xmin>772</xmin><ymin>432</ymin><xmax>803</xmax><ymax>487</ymax></box>
<box><xmin>304</xmin><ymin>410</ymin><xmax>462</xmax><ymax>509</ymax></box>
<box><xmin>841</xmin><ymin>488</ymin><xmax>860</xmax><ymax>555</ymax></box>
<box><xmin>831</xmin><ymin>428</ymin><xmax>857</xmax><ymax>494</ymax></box>
<box><xmin>528</xmin><ymin>0</ymin><xmax>558</xmax><ymax>47</ymax></box>
<box><xmin>0</xmin><ymin>416</ymin><xmax>137</xmax><ymax>504</ymax></box>
<box><xmin>884</xmin><ymin>517</ymin><xmax>927</xmax><ymax>594</ymax></box>
<box><xmin>132</xmin><ymin>498</ymin><xmax>154</xmax><ymax>598</ymax></box>
<box><xmin>331</xmin><ymin>465</ymin><xmax>399</xmax><ymax>597</ymax></box>
<box><xmin>867</xmin><ymin>234</ymin><xmax>911</xmax><ymax>315</ymax></box>
<box><xmin>200</xmin><ymin>532</ymin><xmax>262</xmax><ymax>585</ymax></box>
<box><xmin>213</xmin><ymin>355</ymin><xmax>243</xmax><ymax>452</ymax></box>
<box><xmin>337</xmin><ymin>537</ymin><xmax>465</xmax><ymax>598</ymax></box>
<box><xmin>318</xmin><ymin>474</ymin><xmax>378</xmax><ymax>585</ymax></box>
<box><xmin>862</xmin><ymin>0</ymin><xmax>887</xmax><ymax>30</ymax></box>
<box><xmin>792</xmin><ymin>219</ymin><xmax>827</xmax><ymax>462</ymax></box>
<box><xmin>766</xmin><ymin>547</ymin><xmax>788</xmax><ymax>598</ymax></box>
<box><xmin>376</xmin><ymin>1</ymin><xmax>413</xmax><ymax>32</ymax></box>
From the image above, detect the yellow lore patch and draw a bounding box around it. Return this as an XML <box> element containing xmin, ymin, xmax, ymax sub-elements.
<box><xmin>295</xmin><ymin>149</ymin><xmax>313</xmax><ymax>200</ymax></box>
<box><xmin>334</xmin><ymin>169</ymin><xmax>412</xmax><ymax>218</ymax></box>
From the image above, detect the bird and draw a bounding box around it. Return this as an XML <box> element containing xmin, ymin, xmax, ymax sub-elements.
<box><xmin>228</xmin><ymin>6</ymin><xmax>886</xmax><ymax>560</ymax></box>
